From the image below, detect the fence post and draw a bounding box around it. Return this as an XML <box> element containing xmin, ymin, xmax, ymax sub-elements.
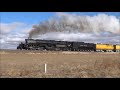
<box><xmin>45</xmin><ymin>64</ymin><xmax>47</xmax><ymax>73</ymax></box>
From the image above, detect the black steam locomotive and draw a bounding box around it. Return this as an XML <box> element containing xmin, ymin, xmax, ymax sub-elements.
<box><xmin>17</xmin><ymin>39</ymin><xmax>96</xmax><ymax>51</ymax></box>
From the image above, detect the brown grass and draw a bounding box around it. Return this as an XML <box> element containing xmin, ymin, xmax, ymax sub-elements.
<box><xmin>0</xmin><ymin>50</ymin><xmax>120</xmax><ymax>78</ymax></box>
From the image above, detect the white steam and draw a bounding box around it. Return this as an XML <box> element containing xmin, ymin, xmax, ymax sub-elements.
<box><xmin>29</xmin><ymin>13</ymin><xmax>120</xmax><ymax>44</ymax></box>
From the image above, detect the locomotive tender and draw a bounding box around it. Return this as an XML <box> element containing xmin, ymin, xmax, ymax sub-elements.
<box><xmin>17</xmin><ymin>39</ymin><xmax>120</xmax><ymax>52</ymax></box>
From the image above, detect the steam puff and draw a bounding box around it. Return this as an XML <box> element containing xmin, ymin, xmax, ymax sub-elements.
<box><xmin>32</xmin><ymin>32</ymin><xmax>94</xmax><ymax>41</ymax></box>
<box><xmin>29</xmin><ymin>13</ymin><xmax>120</xmax><ymax>43</ymax></box>
<box><xmin>31</xmin><ymin>32</ymin><xmax>120</xmax><ymax>44</ymax></box>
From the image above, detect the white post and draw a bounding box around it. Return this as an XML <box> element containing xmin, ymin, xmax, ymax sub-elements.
<box><xmin>45</xmin><ymin>64</ymin><xmax>47</xmax><ymax>73</ymax></box>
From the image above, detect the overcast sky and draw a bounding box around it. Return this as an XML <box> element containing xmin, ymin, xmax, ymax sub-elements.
<box><xmin>0</xmin><ymin>12</ymin><xmax>120</xmax><ymax>49</ymax></box>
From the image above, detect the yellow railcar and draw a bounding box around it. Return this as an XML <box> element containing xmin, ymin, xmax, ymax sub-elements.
<box><xmin>116</xmin><ymin>45</ymin><xmax>120</xmax><ymax>50</ymax></box>
<box><xmin>96</xmin><ymin>44</ymin><xmax>114</xmax><ymax>50</ymax></box>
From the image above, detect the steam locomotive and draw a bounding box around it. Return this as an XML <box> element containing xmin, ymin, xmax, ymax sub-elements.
<box><xmin>17</xmin><ymin>39</ymin><xmax>120</xmax><ymax>52</ymax></box>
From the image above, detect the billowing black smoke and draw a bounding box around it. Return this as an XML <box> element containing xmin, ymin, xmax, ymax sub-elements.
<box><xmin>28</xmin><ymin>12</ymin><xmax>120</xmax><ymax>44</ymax></box>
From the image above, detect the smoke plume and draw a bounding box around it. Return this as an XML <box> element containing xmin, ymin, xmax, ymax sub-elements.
<box><xmin>29</xmin><ymin>13</ymin><xmax>120</xmax><ymax>43</ymax></box>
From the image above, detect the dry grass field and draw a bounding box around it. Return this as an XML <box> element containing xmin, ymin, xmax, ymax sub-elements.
<box><xmin>0</xmin><ymin>50</ymin><xmax>120</xmax><ymax>78</ymax></box>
